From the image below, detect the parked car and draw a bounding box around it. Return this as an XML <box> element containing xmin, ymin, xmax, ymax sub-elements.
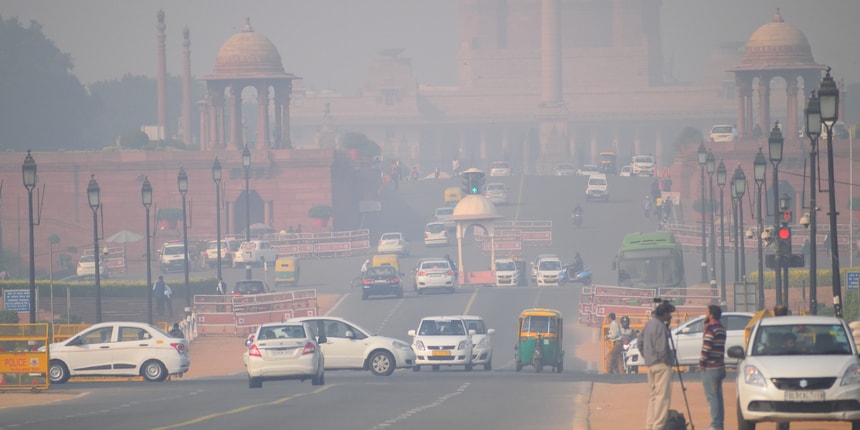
<box><xmin>289</xmin><ymin>316</ymin><xmax>415</xmax><ymax>376</ymax></box>
<box><xmin>554</xmin><ymin>163</ymin><xmax>576</xmax><ymax>176</ymax></box>
<box><xmin>708</xmin><ymin>124</ymin><xmax>738</xmax><ymax>142</ymax></box>
<box><xmin>232</xmin><ymin>240</ymin><xmax>278</xmax><ymax>268</ymax></box>
<box><xmin>631</xmin><ymin>155</ymin><xmax>655</xmax><ymax>176</ymax></box>
<box><xmin>408</xmin><ymin>316</ymin><xmax>475</xmax><ymax>371</ymax></box>
<box><xmin>159</xmin><ymin>242</ymin><xmax>186</xmax><ymax>273</ymax></box>
<box><xmin>576</xmin><ymin>165</ymin><xmax>600</xmax><ymax>176</ymax></box>
<box><xmin>484</xmin><ymin>182</ymin><xmax>509</xmax><ymax>205</ymax></box>
<box><xmin>459</xmin><ymin>315</ymin><xmax>495</xmax><ymax>370</ymax></box>
<box><xmin>244</xmin><ymin>321</ymin><xmax>325</xmax><ymax>388</ymax></box>
<box><xmin>358</xmin><ymin>265</ymin><xmax>403</xmax><ymax>300</ymax></box>
<box><xmin>433</xmin><ymin>207</ymin><xmax>456</xmax><ymax>230</ymax></box>
<box><xmin>204</xmin><ymin>239</ymin><xmax>241</xmax><ymax>267</ymax></box>
<box><xmin>489</xmin><ymin>161</ymin><xmax>512</xmax><ymax>176</ymax></box>
<box><xmin>625</xmin><ymin>312</ymin><xmax>754</xmax><ymax>372</ymax></box>
<box><xmin>45</xmin><ymin>321</ymin><xmax>190</xmax><ymax>383</ymax></box>
<box><xmin>729</xmin><ymin>315</ymin><xmax>860</xmax><ymax>429</ymax></box>
<box><xmin>231</xmin><ymin>279</ymin><xmax>271</xmax><ymax>296</ymax></box>
<box><xmin>413</xmin><ymin>258</ymin><xmax>457</xmax><ymax>294</ymax></box>
<box><xmin>76</xmin><ymin>254</ymin><xmax>107</xmax><ymax>279</ymax></box>
<box><xmin>377</xmin><ymin>232</ymin><xmax>409</xmax><ymax>256</ymax></box>
<box><xmin>424</xmin><ymin>221</ymin><xmax>449</xmax><ymax>247</ymax></box>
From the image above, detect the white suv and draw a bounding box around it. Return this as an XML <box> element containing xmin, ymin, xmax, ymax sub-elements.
<box><xmin>289</xmin><ymin>316</ymin><xmax>416</xmax><ymax>376</ymax></box>
<box><xmin>232</xmin><ymin>240</ymin><xmax>278</xmax><ymax>268</ymax></box>
<box><xmin>534</xmin><ymin>257</ymin><xmax>563</xmax><ymax>286</ymax></box>
<box><xmin>709</xmin><ymin>124</ymin><xmax>738</xmax><ymax>142</ymax></box>
<box><xmin>159</xmin><ymin>242</ymin><xmax>186</xmax><ymax>273</ymax></box>
<box><xmin>408</xmin><ymin>316</ymin><xmax>475</xmax><ymax>371</ymax></box>
<box><xmin>631</xmin><ymin>155</ymin><xmax>655</xmax><ymax>176</ymax></box>
<box><xmin>585</xmin><ymin>173</ymin><xmax>609</xmax><ymax>202</ymax></box>
<box><xmin>459</xmin><ymin>315</ymin><xmax>495</xmax><ymax>370</ymax></box>
<box><xmin>730</xmin><ymin>315</ymin><xmax>860</xmax><ymax>430</ymax></box>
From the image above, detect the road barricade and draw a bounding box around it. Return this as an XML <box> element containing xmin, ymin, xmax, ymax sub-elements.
<box><xmin>268</xmin><ymin>229</ymin><xmax>371</xmax><ymax>258</ymax></box>
<box><xmin>578</xmin><ymin>284</ymin><xmax>715</xmax><ymax>327</ymax></box>
<box><xmin>195</xmin><ymin>289</ymin><xmax>318</xmax><ymax>337</ymax></box>
<box><xmin>0</xmin><ymin>323</ymin><xmax>49</xmax><ymax>391</ymax></box>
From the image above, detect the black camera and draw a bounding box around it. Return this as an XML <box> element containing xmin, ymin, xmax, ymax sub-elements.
<box><xmin>653</xmin><ymin>297</ymin><xmax>676</xmax><ymax>315</ymax></box>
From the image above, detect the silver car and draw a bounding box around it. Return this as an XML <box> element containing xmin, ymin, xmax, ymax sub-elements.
<box><xmin>484</xmin><ymin>182</ymin><xmax>508</xmax><ymax>205</ymax></box>
<box><xmin>413</xmin><ymin>258</ymin><xmax>456</xmax><ymax>294</ymax></box>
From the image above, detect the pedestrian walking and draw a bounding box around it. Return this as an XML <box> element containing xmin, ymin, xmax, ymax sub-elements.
<box><xmin>604</xmin><ymin>313</ymin><xmax>623</xmax><ymax>374</ymax></box>
<box><xmin>216</xmin><ymin>277</ymin><xmax>227</xmax><ymax>295</ymax></box>
<box><xmin>164</xmin><ymin>283</ymin><xmax>174</xmax><ymax>317</ymax></box>
<box><xmin>641</xmin><ymin>300</ymin><xmax>675</xmax><ymax>430</ymax></box>
<box><xmin>698</xmin><ymin>304</ymin><xmax>726</xmax><ymax>430</ymax></box>
<box><xmin>153</xmin><ymin>276</ymin><xmax>167</xmax><ymax>316</ymax></box>
<box><xmin>642</xmin><ymin>196</ymin><xmax>652</xmax><ymax>220</ymax></box>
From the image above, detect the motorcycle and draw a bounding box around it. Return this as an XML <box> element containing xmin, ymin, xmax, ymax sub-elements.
<box><xmin>571</xmin><ymin>210</ymin><xmax>583</xmax><ymax>228</ymax></box>
<box><xmin>557</xmin><ymin>266</ymin><xmax>592</xmax><ymax>286</ymax></box>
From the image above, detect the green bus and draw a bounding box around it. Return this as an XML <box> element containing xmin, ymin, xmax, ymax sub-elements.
<box><xmin>613</xmin><ymin>231</ymin><xmax>686</xmax><ymax>295</ymax></box>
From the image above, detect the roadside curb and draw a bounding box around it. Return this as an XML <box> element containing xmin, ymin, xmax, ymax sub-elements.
<box><xmin>572</xmin><ymin>381</ymin><xmax>592</xmax><ymax>430</ymax></box>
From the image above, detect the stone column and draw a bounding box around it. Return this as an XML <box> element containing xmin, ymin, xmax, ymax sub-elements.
<box><xmin>590</xmin><ymin>127</ymin><xmax>599</xmax><ymax>165</ymax></box>
<box><xmin>198</xmin><ymin>100</ymin><xmax>209</xmax><ymax>150</ymax></box>
<box><xmin>540</xmin><ymin>0</ymin><xmax>562</xmax><ymax>107</ymax></box>
<box><xmin>209</xmin><ymin>86</ymin><xmax>226</xmax><ymax>149</ymax></box>
<box><xmin>156</xmin><ymin>10</ymin><xmax>168</xmax><ymax>140</ymax></box>
<box><xmin>273</xmin><ymin>91</ymin><xmax>284</xmax><ymax>149</ymax></box>
<box><xmin>230</xmin><ymin>84</ymin><xmax>243</xmax><ymax>149</ymax></box>
<box><xmin>256</xmin><ymin>84</ymin><xmax>270</xmax><ymax>149</ymax></box>
<box><xmin>633</xmin><ymin>127</ymin><xmax>642</xmax><ymax>155</ymax></box>
<box><xmin>655</xmin><ymin>128</ymin><xmax>663</xmax><ymax>167</ymax></box>
<box><xmin>568</xmin><ymin>127</ymin><xmax>576</xmax><ymax>161</ymax></box>
<box><xmin>479</xmin><ymin>129</ymin><xmax>488</xmax><ymax>164</ymax></box>
<box><xmin>281</xmin><ymin>82</ymin><xmax>293</xmax><ymax>149</ymax></box>
<box><xmin>786</xmin><ymin>77</ymin><xmax>799</xmax><ymax>144</ymax></box>
<box><xmin>758</xmin><ymin>77</ymin><xmax>771</xmax><ymax>136</ymax></box>
<box><xmin>181</xmin><ymin>27</ymin><xmax>192</xmax><ymax>147</ymax></box>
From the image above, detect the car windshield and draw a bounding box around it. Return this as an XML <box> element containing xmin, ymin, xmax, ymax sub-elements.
<box><xmin>381</xmin><ymin>233</ymin><xmax>401</xmax><ymax>241</ymax></box>
<box><xmin>418</xmin><ymin>319</ymin><xmax>466</xmax><ymax>336</ymax></box>
<box><xmin>235</xmin><ymin>281</ymin><xmax>266</xmax><ymax>293</ymax></box>
<box><xmin>463</xmin><ymin>319</ymin><xmax>487</xmax><ymax>334</ymax></box>
<box><xmin>588</xmin><ymin>178</ymin><xmax>607</xmax><ymax>186</ymax></box>
<box><xmin>421</xmin><ymin>261</ymin><xmax>450</xmax><ymax>270</ymax></box>
<box><xmin>522</xmin><ymin>315</ymin><xmax>557</xmax><ymax>334</ymax></box>
<box><xmin>751</xmin><ymin>324</ymin><xmax>852</xmax><ymax>356</ymax></box>
<box><xmin>425</xmin><ymin>223</ymin><xmax>446</xmax><ymax>233</ymax></box>
<box><xmin>258</xmin><ymin>325</ymin><xmax>306</xmax><ymax>340</ymax></box>
<box><xmin>487</xmin><ymin>184</ymin><xmax>504</xmax><ymax>191</ymax></box>
<box><xmin>633</xmin><ymin>156</ymin><xmax>653</xmax><ymax>163</ymax></box>
<box><xmin>163</xmin><ymin>246</ymin><xmax>184</xmax><ymax>255</ymax></box>
<box><xmin>79</xmin><ymin>255</ymin><xmax>96</xmax><ymax>263</ymax></box>
<box><xmin>712</xmin><ymin>126</ymin><xmax>733</xmax><ymax>133</ymax></box>
<box><xmin>367</xmin><ymin>267</ymin><xmax>396</xmax><ymax>277</ymax></box>
<box><xmin>435</xmin><ymin>208</ymin><xmax>453</xmax><ymax>217</ymax></box>
<box><xmin>495</xmin><ymin>261</ymin><xmax>516</xmax><ymax>271</ymax></box>
<box><xmin>539</xmin><ymin>260</ymin><xmax>562</xmax><ymax>271</ymax></box>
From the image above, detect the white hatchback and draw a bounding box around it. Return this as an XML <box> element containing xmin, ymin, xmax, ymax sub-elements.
<box><xmin>46</xmin><ymin>321</ymin><xmax>190</xmax><ymax>383</ymax></box>
<box><xmin>459</xmin><ymin>315</ymin><xmax>495</xmax><ymax>370</ymax></box>
<box><xmin>232</xmin><ymin>240</ymin><xmax>278</xmax><ymax>268</ymax></box>
<box><xmin>290</xmin><ymin>316</ymin><xmax>416</xmax><ymax>376</ymax></box>
<box><xmin>377</xmin><ymin>232</ymin><xmax>409</xmax><ymax>256</ymax></box>
<box><xmin>244</xmin><ymin>322</ymin><xmax>324</xmax><ymax>388</ymax></box>
<box><xmin>494</xmin><ymin>258</ymin><xmax>520</xmax><ymax>287</ymax></box>
<box><xmin>408</xmin><ymin>316</ymin><xmax>475</xmax><ymax>371</ymax></box>
<box><xmin>484</xmin><ymin>182</ymin><xmax>508</xmax><ymax>205</ymax></box>
<box><xmin>424</xmin><ymin>222</ymin><xmax>449</xmax><ymax>246</ymax></box>
<box><xmin>413</xmin><ymin>258</ymin><xmax>456</xmax><ymax>293</ymax></box>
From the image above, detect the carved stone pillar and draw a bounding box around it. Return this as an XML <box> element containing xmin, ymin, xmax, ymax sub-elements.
<box><xmin>786</xmin><ymin>77</ymin><xmax>799</xmax><ymax>144</ymax></box>
<box><xmin>758</xmin><ymin>77</ymin><xmax>771</xmax><ymax>136</ymax></box>
<box><xmin>230</xmin><ymin>84</ymin><xmax>243</xmax><ymax>149</ymax></box>
<box><xmin>257</xmin><ymin>84</ymin><xmax>270</xmax><ymax>149</ymax></box>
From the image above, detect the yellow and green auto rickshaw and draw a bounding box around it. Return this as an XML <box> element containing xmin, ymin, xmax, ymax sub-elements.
<box><xmin>274</xmin><ymin>256</ymin><xmax>300</xmax><ymax>287</ymax></box>
<box><xmin>444</xmin><ymin>187</ymin><xmax>464</xmax><ymax>206</ymax></box>
<box><xmin>515</xmin><ymin>308</ymin><xmax>564</xmax><ymax>373</ymax></box>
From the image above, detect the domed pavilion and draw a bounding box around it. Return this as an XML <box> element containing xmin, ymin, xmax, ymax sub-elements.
<box><xmin>728</xmin><ymin>9</ymin><xmax>825</xmax><ymax>141</ymax></box>
<box><xmin>201</xmin><ymin>18</ymin><xmax>299</xmax><ymax>151</ymax></box>
<box><xmin>449</xmin><ymin>194</ymin><xmax>505</xmax><ymax>279</ymax></box>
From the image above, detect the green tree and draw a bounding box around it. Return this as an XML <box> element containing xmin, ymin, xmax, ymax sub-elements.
<box><xmin>0</xmin><ymin>16</ymin><xmax>96</xmax><ymax>151</ymax></box>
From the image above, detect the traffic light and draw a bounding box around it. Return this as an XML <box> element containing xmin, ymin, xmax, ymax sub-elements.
<box><xmin>462</xmin><ymin>170</ymin><xmax>485</xmax><ymax>195</ymax></box>
<box><xmin>777</xmin><ymin>226</ymin><xmax>791</xmax><ymax>257</ymax></box>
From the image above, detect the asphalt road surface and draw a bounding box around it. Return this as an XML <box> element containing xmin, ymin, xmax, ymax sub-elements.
<box><xmin>6</xmin><ymin>173</ymin><xmax>728</xmax><ymax>430</ymax></box>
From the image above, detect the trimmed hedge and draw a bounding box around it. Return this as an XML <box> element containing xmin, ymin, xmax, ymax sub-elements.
<box><xmin>0</xmin><ymin>277</ymin><xmax>218</xmax><ymax>299</ymax></box>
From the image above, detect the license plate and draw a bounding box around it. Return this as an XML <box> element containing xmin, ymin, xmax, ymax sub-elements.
<box><xmin>429</xmin><ymin>273</ymin><xmax>442</xmax><ymax>277</ymax></box>
<box><xmin>268</xmin><ymin>349</ymin><xmax>291</xmax><ymax>357</ymax></box>
<box><xmin>785</xmin><ymin>391</ymin><xmax>825</xmax><ymax>401</ymax></box>
<box><xmin>432</xmin><ymin>350</ymin><xmax>451</xmax><ymax>356</ymax></box>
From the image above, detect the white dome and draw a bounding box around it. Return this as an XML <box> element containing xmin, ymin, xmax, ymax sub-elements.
<box><xmin>449</xmin><ymin>195</ymin><xmax>504</xmax><ymax>221</ymax></box>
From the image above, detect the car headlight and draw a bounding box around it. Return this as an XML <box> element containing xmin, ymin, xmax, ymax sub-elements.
<box><xmin>393</xmin><ymin>341</ymin><xmax>412</xmax><ymax>351</ymax></box>
<box><xmin>477</xmin><ymin>338</ymin><xmax>490</xmax><ymax>349</ymax></box>
<box><xmin>841</xmin><ymin>363</ymin><xmax>860</xmax><ymax>386</ymax></box>
<box><xmin>458</xmin><ymin>341</ymin><xmax>467</xmax><ymax>350</ymax></box>
<box><xmin>742</xmin><ymin>364</ymin><xmax>767</xmax><ymax>387</ymax></box>
<box><xmin>414</xmin><ymin>341</ymin><xmax>426</xmax><ymax>351</ymax></box>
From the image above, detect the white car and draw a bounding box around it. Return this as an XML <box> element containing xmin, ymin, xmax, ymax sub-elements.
<box><xmin>494</xmin><ymin>258</ymin><xmax>520</xmax><ymax>286</ymax></box>
<box><xmin>289</xmin><ymin>316</ymin><xmax>416</xmax><ymax>376</ymax></box>
<box><xmin>554</xmin><ymin>163</ymin><xmax>576</xmax><ymax>176</ymax></box>
<box><xmin>530</xmin><ymin>253</ymin><xmax>559</xmax><ymax>283</ymax></box>
<box><xmin>459</xmin><ymin>315</ymin><xmax>495</xmax><ymax>370</ymax></box>
<box><xmin>625</xmin><ymin>312</ymin><xmax>754</xmax><ymax>372</ymax></box>
<box><xmin>585</xmin><ymin>173</ymin><xmax>609</xmax><ymax>202</ymax></box>
<box><xmin>619</xmin><ymin>165</ymin><xmax>633</xmax><ymax>177</ymax></box>
<box><xmin>424</xmin><ymin>222</ymin><xmax>449</xmax><ymax>246</ymax></box>
<box><xmin>489</xmin><ymin>161</ymin><xmax>512</xmax><ymax>176</ymax></box>
<box><xmin>204</xmin><ymin>238</ymin><xmax>241</xmax><ymax>267</ymax></box>
<box><xmin>534</xmin><ymin>257</ymin><xmax>563</xmax><ymax>286</ymax></box>
<box><xmin>377</xmin><ymin>232</ymin><xmax>409</xmax><ymax>256</ymax></box>
<box><xmin>76</xmin><ymin>254</ymin><xmax>107</xmax><ymax>279</ymax></box>
<box><xmin>433</xmin><ymin>207</ymin><xmax>456</xmax><ymax>230</ymax></box>
<box><xmin>730</xmin><ymin>315</ymin><xmax>860</xmax><ymax>429</ymax></box>
<box><xmin>46</xmin><ymin>321</ymin><xmax>190</xmax><ymax>383</ymax></box>
<box><xmin>576</xmin><ymin>165</ymin><xmax>600</xmax><ymax>176</ymax></box>
<box><xmin>408</xmin><ymin>316</ymin><xmax>475</xmax><ymax>371</ymax></box>
<box><xmin>484</xmin><ymin>182</ymin><xmax>508</xmax><ymax>205</ymax></box>
<box><xmin>244</xmin><ymin>321</ymin><xmax>324</xmax><ymax>388</ymax></box>
<box><xmin>413</xmin><ymin>258</ymin><xmax>457</xmax><ymax>294</ymax></box>
<box><xmin>708</xmin><ymin>124</ymin><xmax>738</xmax><ymax>142</ymax></box>
<box><xmin>631</xmin><ymin>155</ymin><xmax>655</xmax><ymax>176</ymax></box>
<box><xmin>232</xmin><ymin>240</ymin><xmax>278</xmax><ymax>268</ymax></box>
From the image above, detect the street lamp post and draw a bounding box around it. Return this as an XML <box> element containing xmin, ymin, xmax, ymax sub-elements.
<box><xmin>697</xmin><ymin>142</ymin><xmax>708</xmax><ymax>284</ymax></box>
<box><xmin>779</xmin><ymin>193</ymin><xmax>792</xmax><ymax>306</ymax></box>
<box><xmin>731</xmin><ymin>176</ymin><xmax>740</xmax><ymax>284</ymax></box>
<box><xmin>212</xmin><ymin>159</ymin><xmax>223</xmax><ymax>283</ymax></box>
<box><xmin>86</xmin><ymin>174</ymin><xmax>102</xmax><ymax>323</ymax></box>
<box><xmin>141</xmin><ymin>177</ymin><xmax>153</xmax><ymax>324</ymax></box>
<box><xmin>804</xmin><ymin>90</ymin><xmax>821</xmax><ymax>315</ymax></box>
<box><xmin>734</xmin><ymin>165</ymin><xmax>747</xmax><ymax>285</ymax></box>
<box><xmin>22</xmin><ymin>151</ymin><xmax>37</xmax><ymax>323</ymax></box>
<box><xmin>818</xmin><ymin>67</ymin><xmax>843</xmax><ymax>318</ymax></box>
<box><xmin>242</xmin><ymin>145</ymin><xmax>252</xmax><ymax>280</ymax></box>
<box><xmin>753</xmin><ymin>148</ymin><xmax>767</xmax><ymax>310</ymax></box>
<box><xmin>768</xmin><ymin>122</ymin><xmax>784</xmax><ymax>305</ymax></box>
<box><xmin>706</xmin><ymin>150</ymin><xmax>717</xmax><ymax>296</ymax></box>
<box><xmin>716</xmin><ymin>160</ymin><xmax>727</xmax><ymax>306</ymax></box>
<box><xmin>178</xmin><ymin>167</ymin><xmax>191</xmax><ymax>311</ymax></box>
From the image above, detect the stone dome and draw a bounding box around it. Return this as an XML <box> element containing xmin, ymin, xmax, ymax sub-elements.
<box><xmin>450</xmin><ymin>195</ymin><xmax>504</xmax><ymax>221</ymax></box>
<box><xmin>738</xmin><ymin>9</ymin><xmax>816</xmax><ymax>70</ymax></box>
<box><xmin>212</xmin><ymin>18</ymin><xmax>285</xmax><ymax>76</ymax></box>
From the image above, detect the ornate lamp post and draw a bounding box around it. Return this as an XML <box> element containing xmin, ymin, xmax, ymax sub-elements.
<box><xmin>212</xmin><ymin>158</ymin><xmax>223</xmax><ymax>282</ymax></box>
<box><xmin>818</xmin><ymin>67</ymin><xmax>843</xmax><ymax>318</ymax></box>
<box><xmin>706</xmin><ymin>150</ymin><xmax>717</xmax><ymax>294</ymax></box>
<box><xmin>242</xmin><ymin>145</ymin><xmax>252</xmax><ymax>280</ymax></box>
<box><xmin>779</xmin><ymin>193</ymin><xmax>792</xmax><ymax>306</ymax></box>
<box><xmin>22</xmin><ymin>151</ymin><xmax>37</xmax><ymax>323</ymax></box>
<box><xmin>804</xmin><ymin>90</ymin><xmax>821</xmax><ymax>315</ymax></box>
<box><xmin>141</xmin><ymin>177</ymin><xmax>153</xmax><ymax>324</ymax></box>
<box><xmin>768</xmin><ymin>122</ymin><xmax>784</xmax><ymax>304</ymax></box>
<box><xmin>86</xmin><ymin>174</ymin><xmax>102</xmax><ymax>323</ymax></box>
<box><xmin>716</xmin><ymin>160</ymin><xmax>728</xmax><ymax>306</ymax></box>
<box><xmin>734</xmin><ymin>165</ymin><xmax>747</xmax><ymax>285</ymax></box>
<box><xmin>753</xmin><ymin>148</ymin><xmax>767</xmax><ymax>310</ymax></box>
<box><xmin>178</xmin><ymin>167</ymin><xmax>191</xmax><ymax>311</ymax></box>
<box><xmin>697</xmin><ymin>142</ymin><xmax>708</xmax><ymax>283</ymax></box>
<box><xmin>731</xmin><ymin>173</ymin><xmax>739</xmax><ymax>284</ymax></box>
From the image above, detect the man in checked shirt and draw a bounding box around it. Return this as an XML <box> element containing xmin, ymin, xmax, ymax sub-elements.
<box><xmin>697</xmin><ymin>304</ymin><xmax>726</xmax><ymax>430</ymax></box>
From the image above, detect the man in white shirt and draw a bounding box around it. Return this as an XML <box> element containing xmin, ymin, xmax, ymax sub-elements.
<box><xmin>605</xmin><ymin>313</ymin><xmax>623</xmax><ymax>374</ymax></box>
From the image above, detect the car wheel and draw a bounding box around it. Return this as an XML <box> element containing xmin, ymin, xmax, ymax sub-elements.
<box><xmin>48</xmin><ymin>360</ymin><xmax>70</xmax><ymax>384</ymax></box>
<box><xmin>515</xmin><ymin>361</ymin><xmax>522</xmax><ymax>372</ymax></box>
<box><xmin>412</xmin><ymin>365</ymin><xmax>421</xmax><ymax>372</ymax></box>
<box><xmin>737</xmin><ymin>399</ymin><xmax>755</xmax><ymax>430</ymax></box>
<box><xmin>484</xmin><ymin>360</ymin><xmax>492</xmax><ymax>371</ymax></box>
<box><xmin>142</xmin><ymin>360</ymin><xmax>167</xmax><ymax>382</ymax></box>
<box><xmin>369</xmin><ymin>350</ymin><xmax>395</xmax><ymax>376</ymax></box>
<box><xmin>249</xmin><ymin>376</ymin><xmax>262</xmax><ymax>389</ymax></box>
<box><xmin>432</xmin><ymin>365</ymin><xmax>440</xmax><ymax>372</ymax></box>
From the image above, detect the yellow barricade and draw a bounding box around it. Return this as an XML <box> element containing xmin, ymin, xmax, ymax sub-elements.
<box><xmin>0</xmin><ymin>323</ymin><xmax>50</xmax><ymax>391</ymax></box>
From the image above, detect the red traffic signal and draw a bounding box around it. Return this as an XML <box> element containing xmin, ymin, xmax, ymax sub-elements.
<box><xmin>778</xmin><ymin>227</ymin><xmax>791</xmax><ymax>240</ymax></box>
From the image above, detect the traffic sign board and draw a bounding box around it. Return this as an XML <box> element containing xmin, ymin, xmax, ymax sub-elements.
<box><xmin>848</xmin><ymin>271</ymin><xmax>860</xmax><ymax>290</ymax></box>
<box><xmin>3</xmin><ymin>290</ymin><xmax>31</xmax><ymax>312</ymax></box>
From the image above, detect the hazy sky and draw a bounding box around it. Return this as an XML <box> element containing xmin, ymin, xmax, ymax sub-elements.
<box><xmin>3</xmin><ymin>0</ymin><xmax>859</xmax><ymax>93</ymax></box>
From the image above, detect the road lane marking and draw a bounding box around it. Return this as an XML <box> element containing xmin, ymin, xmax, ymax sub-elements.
<box><xmin>515</xmin><ymin>173</ymin><xmax>526</xmax><ymax>221</ymax></box>
<box><xmin>375</xmin><ymin>298</ymin><xmax>403</xmax><ymax>333</ymax></box>
<box><xmin>366</xmin><ymin>383</ymin><xmax>470</xmax><ymax>430</ymax></box>
<box><xmin>152</xmin><ymin>385</ymin><xmax>332</xmax><ymax>429</ymax></box>
<box><xmin>325</xmin><ymin>293</ymin><xmax>349</xmax><ymax>315</ymax></box>
<box><xmin>462</xmin><ymin>288</ymin><xmax>479</xmax><ymax>315</ymax></box>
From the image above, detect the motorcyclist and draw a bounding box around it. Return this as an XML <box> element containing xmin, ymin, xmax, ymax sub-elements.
<box><xmin>571</xmin><ymin>204</ymin><xmax>583</xmax><ymax>225</ymax></box>
<box><xmin>619</xmin><ymin>316</ymin><xmax>635</xmax><ymax>343</ymax></box>
<box><xmin>571</xmin><ymin>252</ymin><xmax>584</xmax><ymax>274</ymax></box>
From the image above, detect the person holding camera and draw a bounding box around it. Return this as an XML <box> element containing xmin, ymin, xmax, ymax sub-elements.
<box><xmin>641</xmin><ymin>300</ymin><xmax>675</xmax><ymax>430</ymax></box>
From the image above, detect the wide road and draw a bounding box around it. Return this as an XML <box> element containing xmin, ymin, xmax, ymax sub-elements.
<box><xmin>6</xmin><ymin>172</ymin><xmax>711</xmax><ymax>430</ymax></box>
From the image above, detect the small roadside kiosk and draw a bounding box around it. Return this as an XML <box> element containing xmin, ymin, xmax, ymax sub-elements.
<box><xmin>447</xmin><ymin>194</ymin><xmax>505</xmax><ymax>286</ymax></box>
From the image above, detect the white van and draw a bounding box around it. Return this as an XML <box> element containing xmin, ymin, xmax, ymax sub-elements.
<box><xmin>232</xmin><ymin>240</ymin><xmax>278</xmax><ymax>268</ymax></box>
<box><xmin>159</xmin><ymin>242</ymin><xmax>186</xmax><ymax>273</ymax></box>
<box><xmin>585</xmin><ymin>173</ymin><xmax>609</xmax><ymax>202</ymax></box>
